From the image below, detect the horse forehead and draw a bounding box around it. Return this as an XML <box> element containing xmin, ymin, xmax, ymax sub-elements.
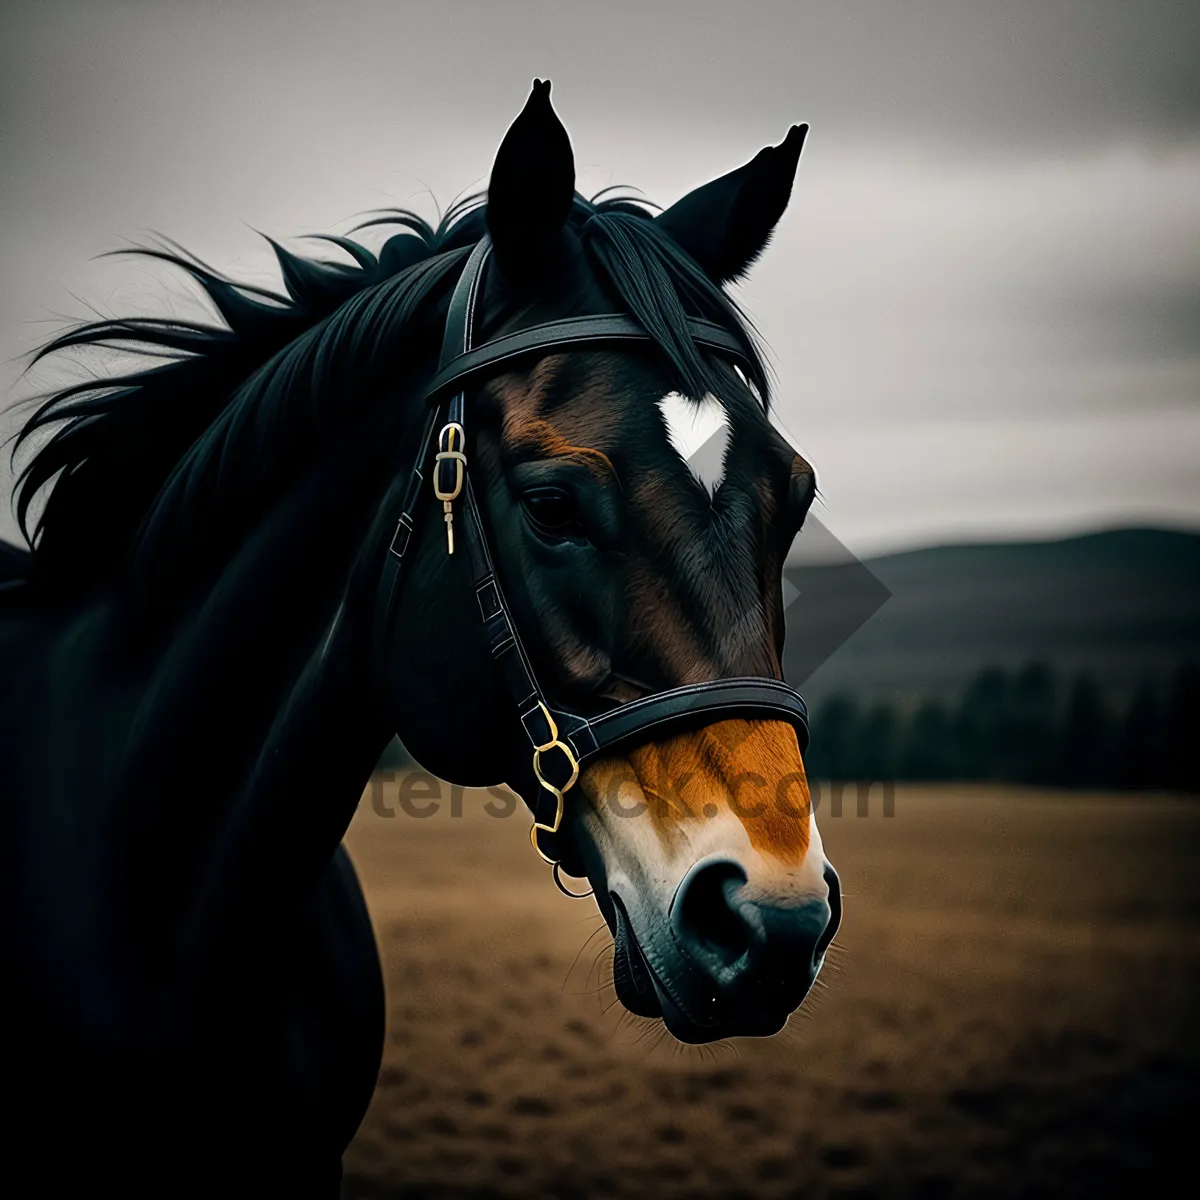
<box><xmin>657</xmin><ymin>392</ymin><xmax>730</xmax><ymax>499</ymax></box>
<box><xmin>496</xmin><ymin>357</ymin><xmax>776</xmax><ymax>502</ymax></box>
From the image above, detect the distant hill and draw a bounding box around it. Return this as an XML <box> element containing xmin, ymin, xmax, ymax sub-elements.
<box><xmin>379</xmin><ymin>526</ymin><xmax>1200</xmax><ymax>774</ymax></box>
<box><xmin>785</xmin><ymin>527</ymin><xmax>1200</xmax><ymax>709</ymax></box>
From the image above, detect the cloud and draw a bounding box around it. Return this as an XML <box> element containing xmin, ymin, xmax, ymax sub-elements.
<box><xmin>1</xmin><ymin>0</ymin><xmax>1197</xmax><ymax>554</ymax></box>
<box><xmin>3</xmin><ymin>1</ymin><xmax>1198</xmax><ymax>160</ymax></box>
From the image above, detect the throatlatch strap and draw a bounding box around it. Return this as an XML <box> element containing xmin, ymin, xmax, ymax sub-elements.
<box><xmin>374</xmin><ymin>402</ymin><xmax>441</xmax><ymax>656</ymax></box>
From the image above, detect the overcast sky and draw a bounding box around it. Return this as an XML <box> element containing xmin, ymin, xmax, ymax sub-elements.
<box><xmin>1</xmin><ymin>0</ymin><xmax>1197</xmax><ymax>557</ymax></box>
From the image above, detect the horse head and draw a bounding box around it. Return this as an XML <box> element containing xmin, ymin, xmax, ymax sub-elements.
<box><xmin>381</xmin><ymin>82</ymin><xmax>840</xmax><ymax>1044</ymax></box>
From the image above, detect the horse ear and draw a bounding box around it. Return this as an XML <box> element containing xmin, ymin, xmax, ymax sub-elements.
<box><xmin>655</xmin><ymin>124</ymin><xmax>808</xmax><ymax>283</ymax></box>
<box><xmin>486</xmin><ymin>79</ymin><xmax>576</xmax><ymax>279</ymax></box>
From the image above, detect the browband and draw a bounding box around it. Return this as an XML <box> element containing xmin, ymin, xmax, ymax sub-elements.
<box><xmin>425</xmin><ymin>314</ymin><xmax>754</xmax><ymax>402</ymax></box>
<box><xmin>379</xmin><ymin>234</ymin><xmax>810</xmax><ymax>869</ymax></box>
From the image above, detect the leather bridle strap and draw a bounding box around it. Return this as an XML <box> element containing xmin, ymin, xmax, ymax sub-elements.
<box><xmin>373</xmin><ymin>239</ymin><xmax>486</xmax><ymax>651</ymax></box>
<box><xmin>380</xmin><ymin>233</ymin><xmax>810</xmax><ymax>864</ymax></box>
<box><xmin>426</xmin><ymin>313</ymin><xmax>752</xmax><ymax>403</ymax></box>
<box><xmin>373</xmin><ymin>402</ymin><xmax>439</xmax><ymax>656</ymax></box>
<box><xmin>567</xmin><ymin>678</ymin><xmax>810</xmax><ymax>760</ymax></box>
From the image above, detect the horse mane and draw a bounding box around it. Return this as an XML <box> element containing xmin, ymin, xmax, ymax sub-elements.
<box><xmin>7</xmin><ymin>190</ymin><xmax>769</xmax><ymax>600</ymax></box>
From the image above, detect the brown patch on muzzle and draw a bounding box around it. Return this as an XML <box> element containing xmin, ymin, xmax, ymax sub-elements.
<box><xmin>581</xmin><ymin>719</ymin><xmax>811</xmax><ymax>865</ymax></box>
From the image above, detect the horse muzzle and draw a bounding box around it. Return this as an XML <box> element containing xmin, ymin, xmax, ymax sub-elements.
<box><xmin>574</xmin><ymin>716</ymin><xmax>840</xmax><ymax>1042</ymax></box>
<box><xmin>605</xmin><ymin>856</ymin><xmax>841</xmax><ymax>1042</ymax></box>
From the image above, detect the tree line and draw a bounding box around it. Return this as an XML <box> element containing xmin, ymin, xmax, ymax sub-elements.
<box><xmin>804</xmin><ymin>661</ymin><xmax>1199</xmax><ymax>793</ymax></box>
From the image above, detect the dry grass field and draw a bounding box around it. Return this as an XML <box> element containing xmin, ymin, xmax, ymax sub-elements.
<box><xmin>340</xmin><ymin>779</ymin><xmax>1200</xmax><ymax>1199</ymax></box>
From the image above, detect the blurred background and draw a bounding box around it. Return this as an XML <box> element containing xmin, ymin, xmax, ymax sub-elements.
<box><xmin>2</xmin><ymin>2</ymin><xmax>1198</xmax><ymax>1196</ymax></box>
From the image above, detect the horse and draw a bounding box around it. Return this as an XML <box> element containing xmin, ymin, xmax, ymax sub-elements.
<box><xmin>0</xmin><ymin>80</ymin><xmax>840</xmax><ymax>1195</ymax></box>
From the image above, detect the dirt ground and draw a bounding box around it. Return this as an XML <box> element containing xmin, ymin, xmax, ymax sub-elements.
<box><xmin>340</xmin><ymin>780</ymin><xmax>1200</xmax><ymax>1199</ymax></box>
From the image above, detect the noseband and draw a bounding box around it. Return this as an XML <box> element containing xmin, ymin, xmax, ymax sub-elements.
<box><xmin>379</xmin><ymin>236</ymin><xmax>810</xmax><ymax>870</ymax></box>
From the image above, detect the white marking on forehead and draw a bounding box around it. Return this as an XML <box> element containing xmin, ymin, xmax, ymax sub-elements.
<box><xmin>657</xmin><ymin>392</ymin><xmax>730</xmax><ymax>499</ymax></box>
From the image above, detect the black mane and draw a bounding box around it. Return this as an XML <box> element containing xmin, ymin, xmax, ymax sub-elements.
<box><xmin>7</xmin><ymin>191</ymin><xmax>769</xmax><ymax>599</ymax></box>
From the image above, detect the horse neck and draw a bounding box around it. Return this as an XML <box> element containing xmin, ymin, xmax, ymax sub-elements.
<box><xmin>106</xmin><ymin>401</ymin><xmax>412</xmax><ymax>968</ymax></box>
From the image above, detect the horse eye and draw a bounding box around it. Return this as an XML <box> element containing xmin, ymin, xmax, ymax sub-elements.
<box><xmin>521</xmin><ymin>487</ymin><xmax>582</xmax><ymax>537</ymax></box>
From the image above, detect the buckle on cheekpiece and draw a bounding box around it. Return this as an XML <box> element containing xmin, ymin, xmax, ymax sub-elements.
<box><xmin>433</xmin><ymin>421</ymin><xmax>466</xmax><ymax>554</ymax></box>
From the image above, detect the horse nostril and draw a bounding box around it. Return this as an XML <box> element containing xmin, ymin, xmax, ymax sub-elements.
<box><xmin>671</xmin><ymin>859</ymin><xmax>754</xmax><ymax>969</ymax></box>
<box><xmin>815</xmin><ymin>862</ymin><xmax>842</xmax><ymax>963</ymax></box>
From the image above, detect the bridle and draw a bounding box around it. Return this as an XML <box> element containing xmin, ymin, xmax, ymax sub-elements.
<box><xmin>378</xmin><ymin>235</ymin><xmax>810</xmax><ymax>878</ymax></box>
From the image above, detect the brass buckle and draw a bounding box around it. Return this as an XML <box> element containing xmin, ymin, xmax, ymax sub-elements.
<box><xmin>433</xmin><ymin>422</ymin><xmax>466</xmax><ymax>554</ymax></box>
<box><xmin>433</xmin><ymin>421</ymin><xmax>466</xmax><ymax>501</ymax></box>
<box><xmin>528</xmin><ymin>702</ymin><xmax>580</xmax><ymax>864</ymax></box>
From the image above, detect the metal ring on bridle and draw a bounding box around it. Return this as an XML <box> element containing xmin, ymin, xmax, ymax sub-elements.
<box><xmin>530</xmin><ymin>702</ymin><xmax>580</xmax><ymax>815</ymax></box>
<box><xmin>528</xmin><ymin>701</ymin><xmax>580</xmax><ymax>866</ymax></box>
<box><xmin>552</xmin><ymin>861</ymin><xmax>593</xmax><ymax>899</ymax></box>
<box><xmin>532</xmin><ymin>743</ymin><xmax>580</xmax><ymax>800</ymax></box>
<box><xmin>529</xmin><ymin>822</ymin><xmax>559</xmax><ymax>865</ymax></box>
